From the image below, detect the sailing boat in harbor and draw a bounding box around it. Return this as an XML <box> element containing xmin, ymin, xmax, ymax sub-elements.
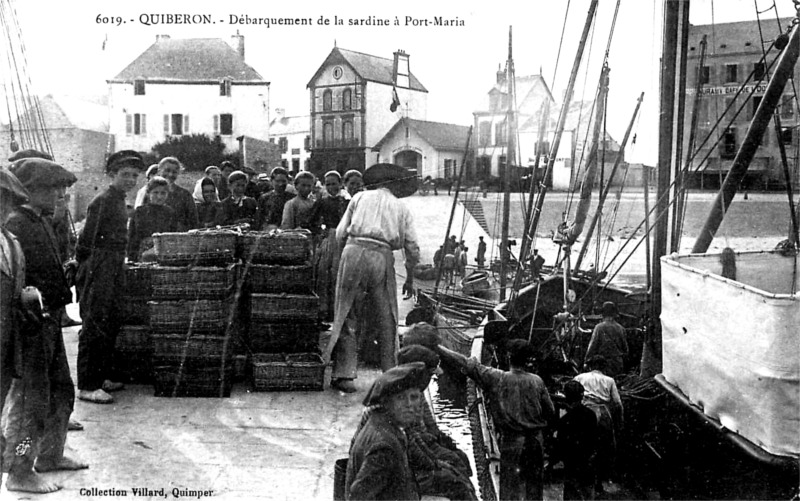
<box><xmin>467</xmin><ymin>2</ymin><xmax>800</xmax><ymax>499</ymax></box>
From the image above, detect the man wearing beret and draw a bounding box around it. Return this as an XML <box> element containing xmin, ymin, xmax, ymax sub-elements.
<box><xmin>346</xmin><ymin>362</ymin><xmax>426</xmax><ymax>500</ymax></box>
<box><xmin>438</xmin><ymin>339</ymin><xmax>555</xmax><ymax>500</ymax></box>
<box><xmin>4</xmin><ymin>159</ymin><xmax>87</xmax><ymax>492</ymax></box>
<box><xmin>324</xmin><ymin>163</ymin><xmax>421</xmax><ymax>393</ymax></box>
<box><xmin>76</xmin><ymin>150</ymin><xmax>144</xmax><ymax>404</ymax></box>
<box><xmin>397</xmin><ymin>346</ymin><xmax>477</xmax><ymax>501</ymax></box>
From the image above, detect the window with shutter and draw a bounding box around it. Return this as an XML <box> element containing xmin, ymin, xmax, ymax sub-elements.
<box><xmin>220</xmin><ymin>114</ymin><xmax>233</xmax><ymax>135</ymax></box>
<box><xmin>134</xmin><ymin>80</ymin><xmax>145</xmax><ymax>95</ymax></box>
<box><xmin>140</xmin><ymin>114</ymin><xmax>146</xmax><ymax>135</ymax></box>
<box><xmin>214</xmin><ymin>115</ymin><xmax>220</xmax><ymax>134</ymax></box>
<box><xmin>163</xmin><ymin>115</ymin><xmax>170</xmax><ymax>135</ymax></box>
<box><xmin>183</xmin><ymin>115</ymin><xmax>189</xmax><ymax>134</ymax></box>
<box><xmin>126</xmin><ymin>114</ymin><xmax>133</xmax><ymax>135</ymax></box>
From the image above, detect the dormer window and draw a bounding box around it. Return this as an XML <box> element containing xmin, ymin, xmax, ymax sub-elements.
<box><xmin>134</xmin><ymin>79</ymin><xmax>146</xmax><ymax>96</ymax></box>
<box><xmin>220</xmin><ymin>79</ymin><xmax>232</xmax><ymax>97</ymax></box>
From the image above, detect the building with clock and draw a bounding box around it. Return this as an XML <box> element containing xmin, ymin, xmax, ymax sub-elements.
<box><xmin>306</xmin><ymin>46</ymin><xmax>428</xmax><ymax>176</ymax></box>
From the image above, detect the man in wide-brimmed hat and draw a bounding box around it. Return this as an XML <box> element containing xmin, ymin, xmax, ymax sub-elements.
<box><xmin>4</xmin><ymin>158</ymin><xmax>87</xmax><ymax>492</ymax></box>
<box><xmin>323</xmin><ymin>163</ymin><xmax>420</xmax><ymax>393</ymax></box>
<box><xmin>346</xmin><ymin>362</ymin><xmax>426</xmax><ymax>500</ymax></box>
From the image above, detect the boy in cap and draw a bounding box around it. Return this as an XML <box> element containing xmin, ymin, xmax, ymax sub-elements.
<box><xmin>324</xmin><ymin>163</ymin><xmax>421</xmax><ymax>393</ymax></box>
<box><xmin>217</xmin><ymin>160</ymin><xmax>235</xmax><ymax>200</ymax></box>
<box><xmin>438</xmin><ymin>338</ymin><xmax>555</xmax><ymax>500</ymax></box>
<box><xmin>4</xmin><ymin>159</ymin><xmax>87</xmax><ymax>492</ymax></box>
<box><xmin>76</xmin><ymin>150</ymin><xmax>145</xmax><ymax>404</ymax></box>
<box><xmin>157</xmin><ymin>157</ymin><xmax>198</xmax><ymax>231</ymax></box>
<box><xmin>255</xmin><ymin>166</ymin><xmax>295</xmax><ymax>231</ymax></box>
<box><xmin>554</xmin><ymin>379</ymin><xmax>598</xmax><ymax>501</ymax></box>
<box><xmin>134</xmin><ymin>164</ymin><xmax>159</xmax><ymax>209</ymax></box>
<box><xmin>346</xmin><ymin>362</ymin><xmax>426</xmax><ymax>500</ymax></box>
<box><xmin>221</xmin><ymin>170</ymin><xmax>258</xmax><ymax>226</ymax></box>
<box><xmin>397</xmin><ymin>346</ymin><xmax>477</xmax><ymax>501</ymax></box>
<box><xmin>584</xmin><ymin>301</ymin><xmax>628</xmax><ymax>378</ymax></box>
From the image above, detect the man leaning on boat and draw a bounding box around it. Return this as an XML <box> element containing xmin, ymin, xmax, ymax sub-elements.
<box><xmin>438</xmin><ymin>339</ymin><xmax>556</xmax><ymax>500</ymax></box>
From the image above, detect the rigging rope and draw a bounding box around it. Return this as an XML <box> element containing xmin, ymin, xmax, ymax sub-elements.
<box><xmin>552</xmin><ymin>0</ymin><xmax>572</xmax><ymax>89</ymax></box>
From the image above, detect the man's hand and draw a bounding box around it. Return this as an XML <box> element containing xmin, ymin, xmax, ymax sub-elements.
<box><xmin>402</xmin><ymin>278</ymin><xmax>415</xmax><ymax>300</ymax></box>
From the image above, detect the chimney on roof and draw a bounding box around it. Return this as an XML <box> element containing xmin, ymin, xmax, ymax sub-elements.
<box><xmin>393</xmin><ymin>50</ymin><xmax>410</xmax><ymax>88</ymax></box>
<box><xmin>496</xmin><ymin>64</ymin><xmax>506</xmax><ymax>85</ymax></box>
<box><xmin>230</xmin><ymin>30</ymin><xmax>245</xmax><ymax>59</ymax></box>
<box><xmin>156</xmin><ymin>34</ymin><xmax>171</xmax><ymax>43</ymax></box>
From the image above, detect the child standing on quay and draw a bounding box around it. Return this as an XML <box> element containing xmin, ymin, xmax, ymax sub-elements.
<box><xmin>126</xmin><ymin>176</ymin><xmax>177</xmax><ymax>262</ymax></box>
<box><xmin>281</xmin><ymin>171</ymin><xmax>316</xmax><ymax>230</ymax></box>
<box><xmin>76</xmin><ymin>150</ymin><xmax>145</xmax><ymax>404</ymax></box>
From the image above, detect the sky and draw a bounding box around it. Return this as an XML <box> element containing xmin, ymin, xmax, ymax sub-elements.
<box><xmin>3</xmin><ymin>0</ymin><xmax>797</xmax><ymax>165</ymax></box>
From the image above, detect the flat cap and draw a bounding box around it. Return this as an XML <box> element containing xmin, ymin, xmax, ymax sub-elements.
<box><xmin>10</xmin><ymin>158</ymin><xmax>77</xmax><ymax>189</ymax></box>
<box><xmin>362</xmin><ymin>362</ymin><xmax>427</xmax><ymax>407</ymax></box>
<box><xmin>0</xmin><ymin>166</ymin><xmax>30</xmax><ymax>205</ymax></box>
<box><xmin>601</xmin><ymin>301</ymin><xmax>618</xmax><ymax>318</ymax></box>
<box><xmin>145</xmin><ymin>164</ymin><xmax>159</xmax><ymax>178</ymax></box>
<box><xmin>398</xmin><ymin>345</ymin><xmax>443</xmax><ymax>377</ymax></box>
<box><xmin>7</xmin><ymin>149</ymin><xmax>53</xmax><ymax>162</ymax></box>
<box><xmin>242</xmin><ymin>166</ymin><xmax>256</xmax><ymax>175</ymax></box>
<box><xmin>106</xmin><ymin>150</ymin><xmax>145</xmax><ymax>173</ymax></box>
<box><xmin>363</xmin><ymin>163</ymin><xmax>417</xmax><ymax>198</ymax></box>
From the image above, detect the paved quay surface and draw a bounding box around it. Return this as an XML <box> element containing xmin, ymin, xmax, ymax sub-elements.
<box><xmin>0</xmin><ymin>194</ymin><xmax>490</xmax><ymax>501</ymax></box>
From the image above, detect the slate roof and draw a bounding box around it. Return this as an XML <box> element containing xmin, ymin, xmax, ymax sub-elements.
<box><xmin>373</xmin><ymin>118</ymin><xmax>470</xmax><ymax>151</ymax></box>
<box><xmin>110</xmin><ymin>38</ymin><xmax>264</xmax><ymax>82</ymax></box>
<box><xmin>307</xmin><ymin>47</ymin><xmax>427</xmax><ymax>91</ymax></box>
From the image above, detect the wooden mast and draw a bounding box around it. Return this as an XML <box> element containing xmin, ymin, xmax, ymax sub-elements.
<box><xmin>499</xmin><ymin>27</ymin><xmax>516</xmax><ymax>301</ymax></box>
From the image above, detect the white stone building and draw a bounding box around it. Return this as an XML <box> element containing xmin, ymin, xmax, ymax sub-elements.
<box><xmin>107</xmin><ymin>33</ymin><xmax>270</xmax><ymax>155</ymax></box>
<box><xmin>306</xmin><ymin>47</ymin><xmax>428</xmax><ymax>175</ymax></box>
<box><xmin>269</xmin><ymin>109</ymin><xmax>310</xmax><ymax>173</ymax></box>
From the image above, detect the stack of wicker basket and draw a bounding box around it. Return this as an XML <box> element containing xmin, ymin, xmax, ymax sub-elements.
<box><xmin>148</xmin><ymin>231</ymin><xmax>241</xmax><ymax>397</ymax></box>
<box><xmin>240</xmin><ymin>230</ymin><xmax>325</xmax><ymax>391</ymax></box>
<box><xmin>117</xmin><ymin>263</ymin><xmax>158</xmax><ymax>382</ymax></box>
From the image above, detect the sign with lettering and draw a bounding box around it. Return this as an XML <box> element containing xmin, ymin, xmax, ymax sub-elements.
<box><xmin>687</xmin><ymin>84</ymin><xmax>768</xmax><ymax>96</ymax></box>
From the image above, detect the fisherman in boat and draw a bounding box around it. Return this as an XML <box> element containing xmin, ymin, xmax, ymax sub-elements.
<box><xmin>325</xmin><ymin>163</ymin><xmax>420</xmax><ymax>393</ymax></box>
<box><xmin>553</xmin><ymin>379</ymin><xmax>599</xmax><ymax>501</ymax></box>
<box><xmin>584</xmin><ymin>301</ymin><xmax>628</xmax><ymax>378</ymax></box>
<box><xmin>438</xmin><ymin>338</ymin><xmax>556</xmax><ymax>500</ymax></box>
<box><xmin>346</xmin><ymin>362</ymin><xmax>427</xmax><ymax>500</ymax></box>
<box><xmin>396</xmin><ymin>345</ymin><xmax>478</xmax><ymax>500</ymax></box>
<box><xmin>4</xmin><ymin>158</ymin><xmax>88</xmax><ymax>492</ymax></box>
<box><xmin>574</xmin><ymin>355</ymin><xmax>623</xmax><ymax>494</ymax></box>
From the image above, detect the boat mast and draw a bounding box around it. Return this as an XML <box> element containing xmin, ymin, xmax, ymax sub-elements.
<box><xmin>692</xmin><ymin>22</ymin><xmax>800</xmax><ymax>253</ymax></box>
<box><xmin>644</xmin><ymin>0</ymin><xmax>690</xmax><ymax>377</ymax></box>
<box><xmin>500</xmin><ymin>26</ymin><xmax>516</xmax><ymax>301</ymax></box>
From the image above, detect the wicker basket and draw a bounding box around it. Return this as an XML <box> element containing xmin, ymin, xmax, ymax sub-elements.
<box><xmin>148</xmin><ymin>298</ymin><xmax>235</xmax><ymax>333</ymax></box>
<box><xmin>249</xmin><ymin>322</ymin><xmax>320</xmax><ymax>353</ymax></box>
<box><xmin>251</xmin><ymin>353</ymin><xmax>325</xmax><ymax>391</ymax></box>
<box><xmin>123</xmin><ymin>264</ymin><xmax>158</xmax><ymax>296</ymax></box>
<box><xmin>151</xmin><ymin>264</ymin><xmax>239</xmax><ymax>300</ymax></box>
<box><xmin>250</xmin><ymin>293</ymin><xmax>319</xmax><ymax>322</ymax></box>
<box><xmin>153</xmin><ymin>365</ymin><xmax>233</xmax><ymax>398</ymax></box>
<box><xmin>116</xmin><ymin>325</ymin><xmax>152</xmax><ymax>353</ymax></box>
<box><xmin>119</xmin><ymin>295</ymin><xmax>150</xmax><ymax>325</ymax></box>
<box><xmin>239</xmin><ymin>231</ymin><xmax>311</xmax><ymax>264</ymax></box>
<box><xmin>151</xmin><ymin>332</ymin><xmax>238</xmax><ymax>363</ymax></box>
<box><xmin>153</xmin><ymin>231</ymin><xmax>237</xmax><ymax>266</ymax></box>
<box><xmin>244</xmin><ymin>263</ymin><xmax>313</xmax><ymax>293</ymax></box>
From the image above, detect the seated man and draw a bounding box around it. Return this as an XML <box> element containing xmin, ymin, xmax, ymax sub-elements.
<box><xmin>346</xmin><ymin>363</ymin><xmax>427</xmax><ymax>500</ymax></box>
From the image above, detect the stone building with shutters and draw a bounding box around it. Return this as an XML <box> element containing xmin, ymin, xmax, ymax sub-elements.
<box><xmin>685</xmin><ymin>17</ymin><xmax>799</xmax><ymax>189</ymax></box>
<box><xmin>306</xmin><ymin>46</ymin><xmax>428</xmax><ymax>176</ymax></box>
<box><xmin>107</xmin><ymin>33</ymin><xmax>270</xmax><ymax>155</ymax></box>
<box><xmin>269</xmin><ymin>109</ymin><xmax>311</xmax><ymax>173</ymax></box>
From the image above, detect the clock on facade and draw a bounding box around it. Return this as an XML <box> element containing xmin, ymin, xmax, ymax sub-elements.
<box><xmin>332</xmin><ymin>66</ymin><xmax>343</xmax><ymax>80</ymax></box>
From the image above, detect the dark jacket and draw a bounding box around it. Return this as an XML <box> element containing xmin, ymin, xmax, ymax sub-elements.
<box><xmin>256</xmin><ymin>190</ymin><xmax>295</xmax><ymax>230</ymax></box>
<box><xmin>165</xmin><ymin>185</ymin><xmax>199</xmax><ymax>232</ymax></box>
<box><xmin>76</xmin><ymin>185</ymin><xmax>128</xmax><ymax>262</ymax></box>
<box><xmin>346</xmin><ymin>409</ymin><xmax>419</xmax><ymax>500</ymax></box>
<box><xmin>196</xmin><ymin>201</ymin><xmax>226</xmax><ymax>228</ymax></box>
<box><xmin>5</xmin><ymin>206</ymin><xmax>72</xmax><ymax>311</ymax></box>
<box><xmin>221</xmin><ymin>196</ymin><xmax>257</xmax><ymax>227</ymax></box>
<box><xmin>309</xmin><ymin>195</ymin><xmax>348</xmax><ymax>236</ymax></box>
<box><xmin>127</xmin><ymin>204</ymin><xmax>178</xmax><ymax>261</ymax></box>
